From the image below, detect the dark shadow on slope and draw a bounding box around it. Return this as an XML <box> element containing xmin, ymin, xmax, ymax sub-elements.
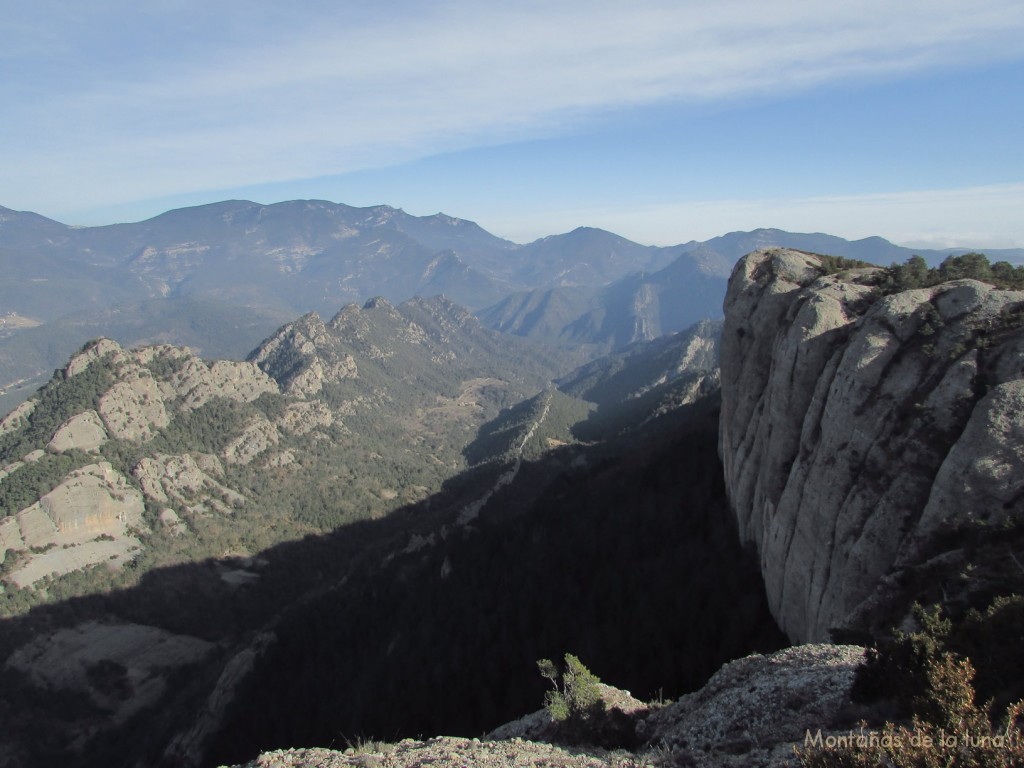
<box><xmin>203</xmin><ymin>397</ymin><xmax>788</xmax><ymax>766</ymax></box>
<box><xmin>0</xmin><ymin>397</ymin><xmax>786</xmax><ymax>768</ymax></box>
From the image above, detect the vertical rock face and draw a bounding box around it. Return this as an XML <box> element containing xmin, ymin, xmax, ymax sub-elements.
<box><xmin>720</xmin><ymin>249</ymin><xmax>1024</xmax><ymax>643</ymax></box>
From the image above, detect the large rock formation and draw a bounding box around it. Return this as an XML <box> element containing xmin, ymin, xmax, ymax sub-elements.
<box><xmin>7</xmin><ymin>621</ymin><xmax>216</xmax><ymax>725</ymax></box>
<box><xmin>46</xmin><ymin>410</ymin><xmax>108</xmax><ymax>453</ymax></box>
<box><xmin>248</xmin><ymin>312</ymin><xmax>358</xmax><ymax>397</ymax></box>
<box><xmin>0</xmin><ymin>462</ymin><xmax>145</xmax><ymax>586</ymax></box>
<box><xmin>719</xmin><ymin>249</ymin><xmax>1024</xmax><ymax>642</ymax></box>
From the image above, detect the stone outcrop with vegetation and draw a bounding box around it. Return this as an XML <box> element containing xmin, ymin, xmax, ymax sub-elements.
<box><xmin>226</xmin><ymin>645</ymin><xmax>864</xmax><ymax>768</ymax></box>
<box><xmin>719</xmin><ymin>248</ymin><xmax>1024</xmax><ymax>643</ymax></box>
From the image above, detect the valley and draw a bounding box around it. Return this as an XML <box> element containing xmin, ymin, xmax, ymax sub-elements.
<box><xmin>0</xmin><ymin>202</ymin><xmax>1023</xmax><ymax>768</ymax></box>
<box><xmin>0</xmin><ymin>295</ymin><xmax>773</xmax><ymax>767</ymax></box>
<box><xmin>3</xmin><ymin>201</ymin><xmax>1022</xmax><ymax>419</ymax></box>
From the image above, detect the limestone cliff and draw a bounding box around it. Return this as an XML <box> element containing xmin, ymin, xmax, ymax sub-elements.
<box><xmin>720</xmin><ymin>248</ymin><xmax>1024</xmax><ymax>643</ymax></box>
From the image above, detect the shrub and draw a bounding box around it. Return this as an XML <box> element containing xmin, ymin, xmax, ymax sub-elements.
<box><xmin>537</xmin><ymin>653</ymin><xmax>637</xmax><ymax>748</ymax></box>
<box><xmin>817</xmin><ymin>255</ymin><xmax>877</xmax><ymax>275</ymax></box>
<box><xmin>877</xmin><ymin>253</ymin><xmax>1024</xmax><ymax>295</ymax></box>
<box><xmin>797</xmin><ymin>670</ymin><xmax>1024</xmax><ymax>767</ymax></box>
<box><xmin>537</xmin><ymin>653</ymin><xmax>602</xmax><ymax>724</ymax></box>
<box><xmin>802</xmin><ymin>603</ymin><xmax>1024</xmax><ymax>766</ymax></box>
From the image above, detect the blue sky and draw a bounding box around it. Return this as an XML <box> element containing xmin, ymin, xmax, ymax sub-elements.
<box><xmin>2</xmin><ymin>1</ymin><xmax>1023</xmax><ymax>247</ymax></box>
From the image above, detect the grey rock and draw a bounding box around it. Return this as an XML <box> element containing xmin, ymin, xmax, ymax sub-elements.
<box><xmin>47</xmin><ymin>409</ymin><xmax>108</xmax><ymax>452</ymax></box>
<box><xmin>639</xmin><ymin>644</ymin><xmax>864</xmax><ymax>767</ymax></box>
<box><xmin>720</xmin><ymin>248</ymin><xmax>1024</xmax><ymax>642</ymax></box>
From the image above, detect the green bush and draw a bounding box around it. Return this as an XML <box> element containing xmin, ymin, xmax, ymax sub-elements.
<box><xmin>877</xmin><ymin>253</ymin><xmax>1024</xmax><ymax>295</ymax></box>
<box><xmin>536</xmin><ymin>653</ymin><xmax>639</xmax><ymax>749</ymax></box>
<box><xmin>798</xmin><ymin>661</ymin><xmax>1024</xmax><ymax>767</ymax></box>
<box><xmin>816</xmin><ymin>254</ymin><xmax>877</xmax><ymax>275</ymax></box>
<box><xmin>803</xmin><ymin>602</ymin><xmax>1024</xmax><ymax>766</ymax></box>
<box><xmin>538</xmin><ymin>653</ymin><xmax>602</xmax><ymax>724</ymax></box>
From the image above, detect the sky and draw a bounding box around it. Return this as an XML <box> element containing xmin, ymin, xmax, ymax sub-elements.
<box><xmin>2</xmin><ymin>0</ymin><xmax>1023</xmax><ymax>248</ymax></box>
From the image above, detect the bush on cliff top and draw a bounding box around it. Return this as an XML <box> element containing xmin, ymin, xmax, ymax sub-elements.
<box><xmin>800</xmin><ymin>599</ymin><xmax>1024</xmax><ymax>766</ymax></box>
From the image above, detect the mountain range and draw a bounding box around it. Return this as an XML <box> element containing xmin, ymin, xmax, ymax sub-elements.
<box><xmin>0</xmin><ymin>297</ymin><xmax>752</xmax><ymax>766</ymax></box>
<box><xmin>2</xmin><ymin>200</ymin><xmax>1024</xmax><ymax>767</ymax></box>
<box><xmin>3</xmin><ymin>200</ymin><xmax>1022</xmax><ymax>415</ymax></box>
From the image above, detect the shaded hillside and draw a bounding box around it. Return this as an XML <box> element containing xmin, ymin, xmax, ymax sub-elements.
<box><xmin>477</xmin><ymin>253</ymin><xmax>727</xmax><ymax>351</ymax></box>
<box><xmin>0</xmin><ymin>296</ymin><xmax>568</xmax><ymax>619</ymax></box>
<box><xmin>558</xmin><ymin>320</ymin><xmax>720</xmax><ymax>407</ymax></box>
<box><xmin>204</xmin><ymin>390</ymin><xmax>786</xmax><ymax>767</ymax></box>
<box><xmin>0</xmin><ymin>313</ymin><xmax>778</xmax><ymax>768</ymax></box>
<box><xmin>462</xmin><ymin>388</ymin><xmax>595</xmax><ymax>465</ymax></box>
<box><xmin>0</xmin><ymin>388</ymin><xmax>786</xmax><ymax>768</ymax></box>
<box><xmin>462</xmin><ymin>322</ymin><xmax>722</xmax><ymax>466</ymax></box>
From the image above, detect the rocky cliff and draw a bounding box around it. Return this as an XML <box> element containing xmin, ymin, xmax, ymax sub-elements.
<box><xmin>720</xmin><ymin>248</ymin><xmax>1024</xmax><ymax>643</ymax></box>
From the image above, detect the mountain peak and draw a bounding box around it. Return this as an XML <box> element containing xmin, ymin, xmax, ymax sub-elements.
<box><xmin>362</xmin><ymin>296</ymin><xmax>395</xmax><ymax>311</ymax></box>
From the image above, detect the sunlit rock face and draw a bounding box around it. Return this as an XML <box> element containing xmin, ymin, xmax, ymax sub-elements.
<box><xmin>720</xmin><ymin>248</ymin><xmax>1024</xmax><ymax>642</ymax></box>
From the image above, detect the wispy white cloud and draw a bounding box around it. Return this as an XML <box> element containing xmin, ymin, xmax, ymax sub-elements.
<box><xmin>3</xmin><ymin>0</ymin><xmax>1023</xmax><ymax>215</ymax></box>
<box><xmin>507</xmin><ymin>183</ymin><xmax>1024</xmax><ymax>249</ymax></box>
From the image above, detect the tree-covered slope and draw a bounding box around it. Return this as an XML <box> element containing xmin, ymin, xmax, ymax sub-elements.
<box><xmin>0</xmin><ymin>296</ymin><xmax>569</xmax><ymax>616</ymax></box>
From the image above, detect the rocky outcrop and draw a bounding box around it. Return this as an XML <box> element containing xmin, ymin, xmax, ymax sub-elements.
<box><xmin>0</xmin><ymin>515</ymin><xmax>25</xmax><ymax>559</ymax></box>
<box><xmin>1</xmin><ymin>462</ymin><xmax>145</xmax><ymax>586</ymax></box>
<box><xmin>99</xmin><ymin>374</ymin><xmax>173</xmax><ymax>441</ymax></box>
<box><xmin>230</xmin><ymin>739</ymin><xmax>645</xmax><ymax>768</ymax></box>
<box><xmin>720</xmin><ymin>248</ymin><xmax>1024</xmax><ymax>642</ymax></box>
<box><xmin>276</xmin><ymin>400</ymin><xmax>334</xmax><ymax>435</ymax></box>
<box><xmin>0</xmin><ymin>399</ymin><xmax>34</xmax><ymax>437</ymax></box>
<box><xmin>229</xmin><ymin>645</ymin><xmax>863</xmax><ymax>768</ymax></box>
<box><xmin>76</xmin><ymin>340</ymin><xmax>277</xmax><ymax>441</ymax></box>
<box><xmin>638</xmin><ymin>644</ymin><xmax>864</xmax><ymax>766</ymax></box>
<box><xmin>134</xmin><ymin>453</ymin><xmax>245</xmax><ymax>516</ymax></box>
<box><xmin>7</xmin><ymin>621</ymin><xmax>216</xmax><ymax>725</ymax></box>
<box><xmin>224</xmin><ymin>416</ymin><xmax>279</xmax><ymax>465</ymax></box>
<box><xmin>39</xmin><ymin>462</ymin><xmax>144</xmax><ymax>534</ymax></box>
<box><xmin>249</xmin><ymin>312</ymin><xmax>358</xmax><ymax>396</ymax></box>
<box><xmin>486</xmin><ymin>683</ymin><xmax>649</xmax><ymax>743</ymax></box>
<box><xmin>47</xmin><ymin>409</ymin><xmax>108</xmax><ymax>452</ymax></box>
<box><xmin>170</xmin><ymin>354</ymin><xmax>279</xmax><ymax>410</ymax></box>
<box><xmin>65</xmin><ymin>338</ymin><xmax>122</xmax><ymax>377</ymax></box>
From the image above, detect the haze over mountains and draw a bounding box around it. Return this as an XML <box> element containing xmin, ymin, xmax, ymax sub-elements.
<box><xmin>3</xmin><ymin>199</ymin><xmax>1021</xmax><ymax>415</ymax></box>
<box><xmin>1</xmin><ymin>198</ymin><xmax>1024</xmax><ymax>766</ymax></box>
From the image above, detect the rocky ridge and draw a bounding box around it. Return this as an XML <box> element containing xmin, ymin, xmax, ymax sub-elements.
<box><xmin>0</xmin><ymin>296</ymin><xmax>564</xmax><ymax>598</ymax></box>
<box><xmin>226</xmin><ymin>644</ymin><xmax>864</xmax><ymax>768</ymax></box>
<box><xmin>719</xmin><ymin>248</ymin><xmax>1024</xmax><ymax>642</ymax></box>
<box><xmin>0</xmin><ymin>295</ymin><xmax>584</xmax><ymax>767</ymax></box>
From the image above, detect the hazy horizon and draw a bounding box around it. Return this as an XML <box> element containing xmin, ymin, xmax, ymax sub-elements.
<box><xmin>3</xmin><ymin>1</ymin><xmax>1023</xmax><ymax>248</ymax></box>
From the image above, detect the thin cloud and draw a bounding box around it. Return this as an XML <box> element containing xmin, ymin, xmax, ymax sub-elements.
<box><xmin>518</xmin><ymin>184</ymin><xmax>1024</xmax><ymax>249</ymax></box>
<box><xmin>3</xmin><ymin>0</ymin><xmax>1024</xmax><ymax>214</ymax></box>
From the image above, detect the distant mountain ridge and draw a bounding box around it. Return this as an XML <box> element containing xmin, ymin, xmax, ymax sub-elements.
<box><xmin>2</xmin><ymin>200</ymin><xmax>1021</xmax><ymax>413</ymax></box>
<box><xmin>0</xmin><ymin>200</ymin><xmax>683</xmax><ymax>320</ymax></box>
